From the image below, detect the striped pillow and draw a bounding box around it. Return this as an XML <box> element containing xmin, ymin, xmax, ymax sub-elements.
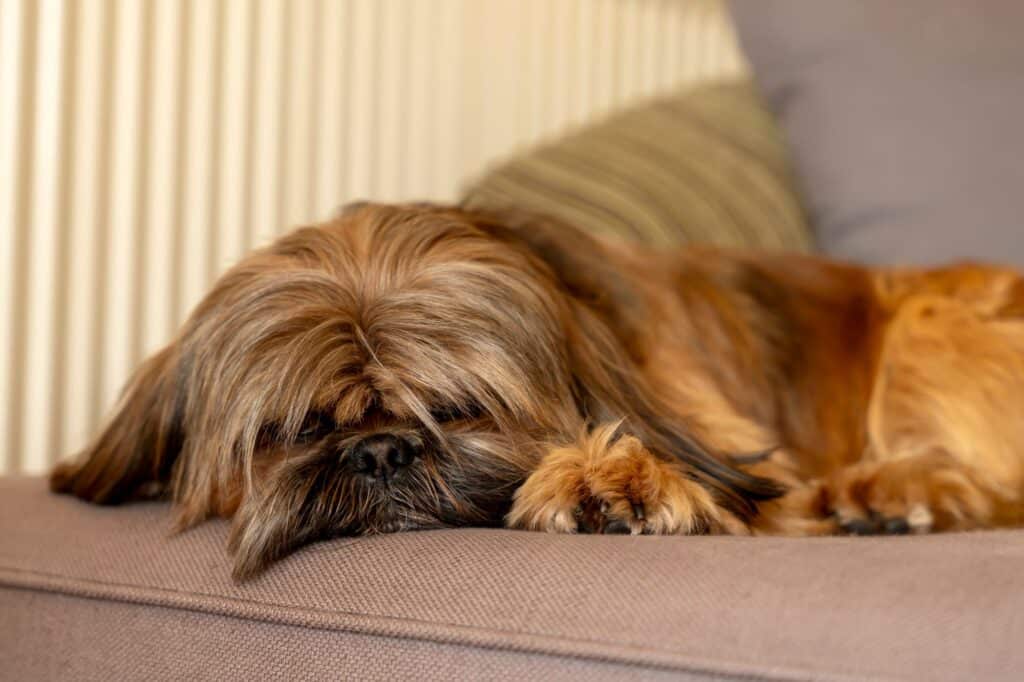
<box><xmin>461</xmin><ymin>80</ymin><xmax>812</xmax><ymax>251</ymax></box>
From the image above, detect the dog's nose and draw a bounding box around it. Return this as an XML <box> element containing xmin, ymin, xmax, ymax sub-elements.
<box><xmin>350</xmin><ymin>434</ymin><xmax>415</xmax><ymax>481</ymax></box>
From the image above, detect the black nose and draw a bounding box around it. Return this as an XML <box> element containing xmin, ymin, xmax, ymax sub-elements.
<box><xmin>350</xmin><ymin>434</ymin><xmax>415</xmax><ymax>481</ymax></box>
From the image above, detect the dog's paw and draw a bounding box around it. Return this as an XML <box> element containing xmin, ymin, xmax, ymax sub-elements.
<box><xmin>506</xmin><ymin>429</ymin><xmax>742</xmax><ymax>535</ymax></box>
<box><xmin>818</xmin><ymin>456</ymin><xmax>993</xmax><ymax>535</ymax></box>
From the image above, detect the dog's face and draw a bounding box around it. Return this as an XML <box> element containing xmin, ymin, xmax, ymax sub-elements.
<box><xmin>56</xmin><ymin>204</ymin><xmax>595</xmax><ymax>577</ymax></box>
<box><xmin>53</xmin><ymin>203</ymin><xmax>779</xmax><ymax>579</ymax></box>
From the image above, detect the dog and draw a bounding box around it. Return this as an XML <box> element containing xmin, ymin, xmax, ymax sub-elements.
<box><xmin>51</xmin><ymin>202</ymin><xmax>1024</xmax><ymax>580</ymax></box>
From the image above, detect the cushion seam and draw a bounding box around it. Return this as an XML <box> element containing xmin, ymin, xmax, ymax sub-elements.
<box><xmin>0</xmin><ymin>564</ymin><xmax>895</xmax><ymax>682</ymax></box>
<box><xmin>5</xmin><ymin>581</ymin><xmax>781</xmax><ymax>682</ymax></box>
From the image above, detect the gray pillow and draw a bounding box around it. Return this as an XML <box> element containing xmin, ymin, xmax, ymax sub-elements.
<box><xmin>728</xmin><ymin>1</ymin><xmax>1024</xmax><ymax>266</ymax></box>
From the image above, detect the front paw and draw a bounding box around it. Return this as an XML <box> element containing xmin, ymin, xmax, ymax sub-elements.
<box><xmin>506</xmin><ymin>428</ymin><xmax>742</xmax><ymax>535</ymax></box>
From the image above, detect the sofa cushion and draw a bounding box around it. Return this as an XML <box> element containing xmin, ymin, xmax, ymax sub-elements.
<box><xmin>3</xmin><ymin>475</ymin><xmax>1024</xmax><ymax>681</ymax></box>
<box><xmin>729</xmin><ymin>1</ymin><xmax>1024</xmax><ymax>266</ymax></box>
<box><xmin>462</xmin><ymin>80</ymin><xmax>813</xmax><ymax>252</ymax></box>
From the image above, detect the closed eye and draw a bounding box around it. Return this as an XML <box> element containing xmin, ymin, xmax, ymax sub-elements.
<box><xmin>296</xmin><ymin>411</ymin><xmax>336</xmax><ymax>443</ymax></box>
<box><xmin>254</xmin><ymin>411</ymin><xmax>337</xmax><ymax>451</ymax></box>
<box><xmin>429</xmin><ymin>403</ymin><xmax>483</xmax><ymax>423</ymax></box>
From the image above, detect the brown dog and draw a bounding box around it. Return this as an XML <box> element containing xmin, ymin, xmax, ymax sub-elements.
<box><xmin>51</xmin><ymin>203</ymin><xmax>1024</xmax><ymax>579</ymax></box>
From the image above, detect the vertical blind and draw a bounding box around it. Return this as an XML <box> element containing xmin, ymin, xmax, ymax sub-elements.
<box><xmin>0</xmin><ymin>0</ymin><xmax>746</xmax><ymax>474</ymax></box>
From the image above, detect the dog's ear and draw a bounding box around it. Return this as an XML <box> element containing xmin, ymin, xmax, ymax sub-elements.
<box><xmin>468</xmin><ymin>207</ymin><xmax>785</xmax><ymax>519</ymax></box>
<box><xmin>50</xmin><ymin>345</ymin><xmax>184</xmax><ymax>504</ymax></box>
<box><xmin>227</xmin><ymin>453</ymin><xmax>354</xmax><ymax>581</ymax></box>
<box><xmin>466</xmin><ymin>207</ymin><xmax>647</xmax><ymax>337</ymax></box>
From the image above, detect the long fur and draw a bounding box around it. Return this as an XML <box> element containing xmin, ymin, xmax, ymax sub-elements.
<box><xmin>51</xmin><ymin>203</ymin><xmax>1024</xmax><ymax>579</ymax></box>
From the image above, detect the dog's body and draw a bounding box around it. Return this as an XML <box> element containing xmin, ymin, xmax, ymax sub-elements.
<box><xmin>52</xmin><ymin>204</ymin><xmax>1024</xmax><ymax>578</ymax></box>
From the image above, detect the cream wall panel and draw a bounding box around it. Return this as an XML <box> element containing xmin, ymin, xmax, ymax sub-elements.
<box><xmin>1</xmin><ymin>0</ymin><xmax>747</xmax><ymax>474</ymax></box>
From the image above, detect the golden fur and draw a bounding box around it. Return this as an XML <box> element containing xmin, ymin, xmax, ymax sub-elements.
<box><xmin>51</xmin><ymin>203</ymin><xmax>1024</xmax><ymax>579</ymax></box>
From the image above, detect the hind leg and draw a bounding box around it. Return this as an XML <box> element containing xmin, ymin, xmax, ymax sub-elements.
<box><xmin>818</xmin><ymin>452</ymin><xmax>1000</xmax><ymax>534</ymax></box>
<box><xmin>820</xmin><ymin>289</ymin><xmax>1024</xmax><ymax>534</ymax></box>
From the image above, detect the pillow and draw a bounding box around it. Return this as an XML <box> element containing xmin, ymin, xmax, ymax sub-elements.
<box><xmin>729</xmin><ymin>1</ymin><xmax>1024</xmax><ymax>266</ymax></box>
<box><xmin>462</xmin><ymin>80</ymin><xmax>812</xmax><ymax>252</ymax></box>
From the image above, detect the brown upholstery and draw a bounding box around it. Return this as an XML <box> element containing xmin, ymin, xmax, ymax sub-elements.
<box><xmin>3</xmin><ymin>476</ymin><xmax>1023</xmax><ymax>681</ymax></box>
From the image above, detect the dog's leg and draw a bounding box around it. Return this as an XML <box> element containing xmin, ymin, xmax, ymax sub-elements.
<box><xmin>814</xmin><ymin>289</ymin><xmax>1024</xmax><ymax>534</ymax></box>
<box><xmin>505</xmin><ymin>424</ymin><xmax>749</xmax><ymax>535</ymax></box>
<box><xmin>813</xmin><ymin>452</ymin><xmax>1008</xmax><ymax>534</ymax></box>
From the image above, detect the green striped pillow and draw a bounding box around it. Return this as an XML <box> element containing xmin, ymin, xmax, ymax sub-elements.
<box><xmin>462</xmin><ymin>79</ymin><xmax>812</xmax><ymax>252</ymax></box>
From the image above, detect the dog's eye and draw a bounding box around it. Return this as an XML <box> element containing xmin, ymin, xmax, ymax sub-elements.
<box><xmin>296</xmin><ymin>412</ymin><xmax>335</xmax><ymax>442</ymax></box>
<box><xmin>430</xmin><ymin>404</ymin><xmax>483</xmax><ymax>423</ymax></box>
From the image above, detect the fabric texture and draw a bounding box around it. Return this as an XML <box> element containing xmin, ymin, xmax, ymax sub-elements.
<box><xmin>462</xmin><ymin>80</ymin><xmax>813</xmax><ymax>252</ymax></box>
<box><xmin>3</xmin><ymin>476</ymin><xmax>1024</xmax><ymax>681</ymax></box>
<box><xmin>3</xmin><ymin>590</ymin><xmax>702</xmax><ymax>682</ymax></box>
<box><xmin>729</xmin><ymin>1</ymin><xmax>1024</xmax><ymax>266</ymax></box>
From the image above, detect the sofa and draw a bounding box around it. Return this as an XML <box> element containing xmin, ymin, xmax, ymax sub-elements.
<box><xmin>6</xmin><ymin>3</ymin><xmax>1024</xmax><ymax>680</ymax></box>
<box><xmin>5</xmin><ymin>475</ymin><xmax>1024</xmax><ymax>681</ymax></box>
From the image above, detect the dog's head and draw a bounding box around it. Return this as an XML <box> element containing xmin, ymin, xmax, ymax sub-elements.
<box><xmin>52</xmin><ymin>203</ymin><xmax>780</xmax><ymax>579</ymax></box>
